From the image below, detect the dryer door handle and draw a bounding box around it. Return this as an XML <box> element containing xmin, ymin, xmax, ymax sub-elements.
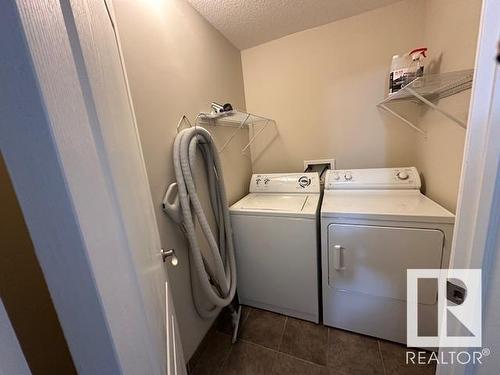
<box><xmin>333</xmin><ymin>245</ymin><xmax>346</xmax><ymax>270</ymax></box>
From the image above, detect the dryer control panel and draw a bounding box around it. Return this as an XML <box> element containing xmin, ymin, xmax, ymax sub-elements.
<box><xmin>325</xmin><ymin>167</ymin><xmax>421</xmax><ymax>190</ymax></box>
<box><xmin>249</xmin><ymin>173</ymin><xmax>320</xmax><ymax>193</ymax></box>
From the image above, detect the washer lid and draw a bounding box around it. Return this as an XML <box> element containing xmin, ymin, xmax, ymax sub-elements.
<box><xmin>230</xmin><ymin>193</ymin><xmax>320</xmax><ymax>218</ymax></box>
<box><xmin>321</xmin><ymin>190</ymin><xmax>454</xmax><ymax>223</ymax></box>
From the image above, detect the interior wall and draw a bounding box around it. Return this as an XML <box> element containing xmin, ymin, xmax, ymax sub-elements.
<box><xmin>415</xmin><ymin>0</ymin><xmax>483</xmax><ymax>212</ymax></box>
<box><xmin>0</xmin><ymin>155</ymin><xmax>76</xmax><ymax>375</ymax></box>
<box><xmin>112</xmin><ymin>0</ymin><xmax>250</xmax><ymax>360</ymax></box>
<box><xmin>241</xmin><ymin>0</ymin><xmax>426</xmax><ymax>173</ymax></box>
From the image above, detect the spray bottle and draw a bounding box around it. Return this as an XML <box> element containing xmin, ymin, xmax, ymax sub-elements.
<box><xmin>405</xmin><ymin>47</ymin><xmax>428</xmax><ymax>84</ymax></box>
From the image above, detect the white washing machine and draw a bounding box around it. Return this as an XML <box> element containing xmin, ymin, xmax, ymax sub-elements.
<box><xmin>321</xmin><ymin>167</ymin><xmax>454</xmax><ymax>344</ymax></box>
<box><xmin>230</xmin><ymin>173</ymin><xmax>321</xmax><ymax>323</ymax></box>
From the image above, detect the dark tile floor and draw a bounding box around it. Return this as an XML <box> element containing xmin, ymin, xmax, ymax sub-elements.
<box><xmin>189</xmin><ymin>306</ymin><xmax>436</xmax><ymax>375</ymax></box>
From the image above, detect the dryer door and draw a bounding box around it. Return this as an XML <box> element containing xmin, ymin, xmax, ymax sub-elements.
<box><xmin>328</xmin><ymin>224</ymin><xmax>444</xmax><ymax>304</ymax></box>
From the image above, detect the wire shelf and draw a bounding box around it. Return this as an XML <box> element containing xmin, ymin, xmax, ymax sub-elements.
<box><xmin>176</xmin><ymin>110</ymin><xmax>275</xmax><ymax>154</ymax></box>
<box><xmin>378</xmin><ymin>69</ymin><xmax>474</xmax><ymax>135</ymax></box>
<box><xmin>197</xmin><ymin>110</ymin><xmax>271</xmax><ymax>127</ymax></box>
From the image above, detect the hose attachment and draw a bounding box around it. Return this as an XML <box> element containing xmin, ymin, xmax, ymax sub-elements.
<box><xmin>164</xmin><ymin>127</ymin><xmax>237</xmax><ymax>318</ymax></box>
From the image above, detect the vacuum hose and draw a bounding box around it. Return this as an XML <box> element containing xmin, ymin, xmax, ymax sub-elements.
<box><xmin>170</xmin><ymin>127</ymin><xmax>236</xmax><ymax>318</ymax></box>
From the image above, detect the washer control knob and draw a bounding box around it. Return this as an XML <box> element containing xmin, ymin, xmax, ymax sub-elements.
<box><xmin>397</xmin><ymin>171</ymin><xmax>409</xmax><ymax>180</ymax></box>
<box><xmin>264</xmin><ymin>178</ymin><xmax>270</xmax><ymax>184</ymax></box>
<box><xmin>333</xmin><ymin>173</ymin><xmax>340</xmax><ymax>180</ymax></box>
<box><xmin>344</xmin><ymin>172</ymin><xmax>352</xmax><ymax>181</ymax></box>
<box><xmin>255</xmin><ymin>178</ymin><xmax>261</xmax><ymax>185</ymax></box>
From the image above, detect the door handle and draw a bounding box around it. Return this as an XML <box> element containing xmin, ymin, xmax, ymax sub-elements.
<box><xmin>161</xmin><ymin>248</ymin><xmax>178</xmax><ymax>266</ymax></box>
<box><xmin>333</xmin><ymin>245</ymin><xmax>345</xmax><ymax>270</ymax></box>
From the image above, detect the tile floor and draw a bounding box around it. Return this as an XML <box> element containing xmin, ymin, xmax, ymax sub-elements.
<box><xmin>188</xmin><ymin>306</ymin><xmax>436</xmax><ymax>375</ymax></box>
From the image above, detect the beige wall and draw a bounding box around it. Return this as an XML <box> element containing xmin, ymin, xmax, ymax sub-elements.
<box><xmin>0</xmin><ymin>156</ymin><xmax>76</xmax><ymax>374</ymax></box>
<box><xmin>241</xmin><ymin>0</ymin><xmax>426</xmax><ymax>173</ymax></box>
<box><xmin>415</xmin><ymin>0</ymin><xmax>482</xmax><ymax>212</ymax></box>
<box><xmin>113</xmin><ymin>0</ymin><xmax>251</xmax><ymax>360</ymax></box>
<box><xmin>241</xmin><ymin>0</ymin><xmax>482</xmax><ymax>213</ymax></box>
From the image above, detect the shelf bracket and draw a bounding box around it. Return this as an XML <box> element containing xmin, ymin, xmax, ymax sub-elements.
<box><xmin>195</xmin><ymin>109</ymin><xmax>275</xmax><ymax>154</ymax></box>
<box><xmin>378</xmin><ymin>103</ymin><xmax>426</xmax><ymax>136</ymax></box>
<box><xmin>241</xmin><ymin>120</ymin><xmax>271</xmax><ymax>154</ymax></box>
<box><xmin>405</xmin><ymin>87</ymin><xmax>467</xmax><ymax>129</ymax></box>
<box><xmin>219</xmin><ymin>112</ymin><xmax>250</xmax><ymax>152</ymax></box>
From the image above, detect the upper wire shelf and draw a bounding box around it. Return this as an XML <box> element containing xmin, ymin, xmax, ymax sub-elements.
<box><xmin>377</xmin><ymin>69</ymin><xmax>474</xmax><ymax>135</ymax></box>
<box><xmin>197</xmin><ymin>110</ymin><xmax>271</xmax><ymax>127</ymax></box>
<box><xmin>176</xmin><ymin>110</ymin><xmax>275</xmax><ymax>154</ymax></box>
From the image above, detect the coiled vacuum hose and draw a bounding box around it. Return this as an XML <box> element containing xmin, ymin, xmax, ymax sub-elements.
<box><xmin>172</xmin><ymin>127</ymin><xmax>236</xmax><ymax>318</ymax></box>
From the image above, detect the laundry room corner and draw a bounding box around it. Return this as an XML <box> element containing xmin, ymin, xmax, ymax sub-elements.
<box><xmin>240</xmin><ymin>0</ymin><xmax>427</xmax><ymax>174</ymax></box>
<box><xmin>414</xmin><ymin>0</ymin><xmax>483</xmax><ymax>213</ymax></box>
<box><xmin>112</xmin><ymin>0</ymin><xmax>251</xmax><ymax>360</ymax></box>
<box><xmin>239</xmin><ymin>0</ymin><xmax>483</xmax><ymax>215</ymax></box>
<box><xmin>111</xmin><ymin>0</ymin><xmax>485</xmax><ymax>362</ymax></box>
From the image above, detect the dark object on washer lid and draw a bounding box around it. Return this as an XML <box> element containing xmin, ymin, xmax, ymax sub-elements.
<box><xmin>223</xmin><ymin>103</ymin><xmax>233</xmax><ymax>112</ymax></box>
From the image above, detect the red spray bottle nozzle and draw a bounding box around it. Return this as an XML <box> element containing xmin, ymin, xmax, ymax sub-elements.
<box><xmin>409</xmin><ymin>47</ymin><xmax>428</xmax><ymax>58</ymax></box>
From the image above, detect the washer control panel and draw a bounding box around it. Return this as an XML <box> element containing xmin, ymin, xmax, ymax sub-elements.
<box><xmin>325</xmin><ymin>167</ymin><xmax>421</xmax><ymax>190</ymax></box>
<box><xmin>250</xmin><ymin>173</ymin><xmax>320</xmax><ymax>193</ymax></box>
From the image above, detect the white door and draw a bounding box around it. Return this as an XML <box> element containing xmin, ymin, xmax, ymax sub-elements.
<box><xmin>437</xmin><ymin>0</ymin><xmax>500</xmax><ymax>373</ymax></box>
<box><xmin>328</xmin><ymin>224</ymin><xmax>444</xmax><ymax>303</ymax></box>
<box><xmin>326</xmin><ymin>223</ymin><xmax>445</xmax><ymax>342</ymax></box>
<box><xmin>66</xmin><ymin>1</ymin><xmax>186</xmax><ymax>372</ymax></box>
<box><xmin>166</xmin><ymin>279</ymin><xmax>185</xmax><ymax>375</ymax></box>
<box><xmin>0</xmin><ymin>0</ymin><xmax>184</xmax><ymax>373</ymax></box>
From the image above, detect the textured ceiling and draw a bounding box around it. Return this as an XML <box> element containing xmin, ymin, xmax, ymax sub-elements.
<box><xmin>187</xmin><ymin>0</ymin><xmax>404</xmax><ymax>49</ymax></box>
